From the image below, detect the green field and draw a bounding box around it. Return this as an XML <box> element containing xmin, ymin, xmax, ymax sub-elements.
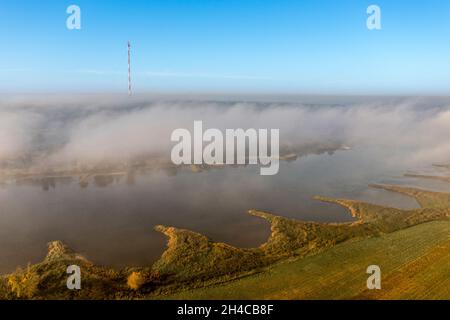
<box><xmin>165</xmin><ymin>221</ymin><xmax>450</xmax><ymax>300</ymax></box>
<box><xmin>1</xmin><ymin>167</ymin><xmax>449</xmax><ymax>300</ymax></box>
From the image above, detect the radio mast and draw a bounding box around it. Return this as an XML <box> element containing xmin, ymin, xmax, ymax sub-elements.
<box><xmin>128</xmin><ymin>41</ymin><xmax>132</xmax><ymax>96</ymax></box>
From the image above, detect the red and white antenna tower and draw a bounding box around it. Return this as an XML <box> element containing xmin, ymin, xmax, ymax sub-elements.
<box><xmin>128</xmin><ymin>41</ymin><xmax>132</xmax><ymax>96</ymax></box>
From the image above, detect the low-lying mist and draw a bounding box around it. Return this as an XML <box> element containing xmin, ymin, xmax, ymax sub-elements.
<box><xmin>1</xmin><ymin>95</ymin><xmax>449</xmax><ymax>174</ymax></box>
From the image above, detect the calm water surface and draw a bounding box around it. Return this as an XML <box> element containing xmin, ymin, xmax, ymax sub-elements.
<box><xmin>1</xmin><ymin>147</ymin><xmax>448</xmax><ymax>273</ymax></box>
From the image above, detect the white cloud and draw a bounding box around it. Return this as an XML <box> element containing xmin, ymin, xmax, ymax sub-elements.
<box><xmin>140</xmin><ymin>71</ymin><xmax>272</xmax><ymax>80</ymax></box>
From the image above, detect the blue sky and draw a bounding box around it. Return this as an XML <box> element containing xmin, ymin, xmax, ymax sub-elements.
<box><xmin>1</xmin><ymin>0</ymin><xmax>450</xmax><ymax>94</ymax></box>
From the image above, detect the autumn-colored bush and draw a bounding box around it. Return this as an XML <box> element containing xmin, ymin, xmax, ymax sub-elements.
<box><xmin>127</xmin><ymin>271</ymin><xmax>146</xmax><ymax>291</ymax></box>
<box><xmin>7</xmin><ymin>265</ymin><xmax>40</xmax><ymax>299</ymax></box>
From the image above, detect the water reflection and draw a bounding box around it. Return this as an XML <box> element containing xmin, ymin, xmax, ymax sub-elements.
<box><xmin>0</xmin><ymin>149</ymin><xmax>447</xmax><ymax>274</ymax></box>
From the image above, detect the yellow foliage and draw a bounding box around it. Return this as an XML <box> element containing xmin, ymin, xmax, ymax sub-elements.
<box><xmin>7</xmin><ymin>265</ymin><xmax>39</xmax><ymax>299</ymax></box>
<box><xmin>127</xmin><ymin>271</ymin><xmax>146</xmax><ymax>291</ymax></box>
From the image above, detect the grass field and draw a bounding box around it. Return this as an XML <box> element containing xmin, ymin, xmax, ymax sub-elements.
<box><xmin>1</xmin><ymin>167</ymin><xmax>448</xmax><ymax>299</ymax></box>
<box><xmin>165</xmin><ymin>221</ymin><xmax>450</xmax><ymax>300</ymax></box>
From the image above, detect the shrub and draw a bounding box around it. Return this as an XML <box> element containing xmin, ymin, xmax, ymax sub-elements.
<box><xmin>127</xmin><ymin>272</ymin><xmax>146</xmax><ymax>291</ymax></box>
<box><xmin>7</xmin><ymin>265</ymin><xmax>40</xmax><ymax>299</ymax></box>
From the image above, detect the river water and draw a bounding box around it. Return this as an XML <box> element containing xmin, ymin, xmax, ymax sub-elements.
<box><xmin>1</xmin><ymin>146</ymin><xmax>449</xmax><ymax>274</ymax></box>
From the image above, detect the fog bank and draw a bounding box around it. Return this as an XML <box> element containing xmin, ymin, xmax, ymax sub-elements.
<box><xmin>0</xmin><ymin>95</ymin><xmax>449</xmax><ymax>172</ymax></box>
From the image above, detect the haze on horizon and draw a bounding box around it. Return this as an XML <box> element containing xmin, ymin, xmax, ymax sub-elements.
<box><xmin>0</xmin><ymin>95</ymin><xmax>450</xmax><ymax>174</ymax></box>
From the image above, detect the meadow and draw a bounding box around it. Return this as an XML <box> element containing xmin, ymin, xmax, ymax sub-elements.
<box><xmin>0</xmin><ymin>164</ymin><xmax>449</xmax><ymax>299</ymax></box>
